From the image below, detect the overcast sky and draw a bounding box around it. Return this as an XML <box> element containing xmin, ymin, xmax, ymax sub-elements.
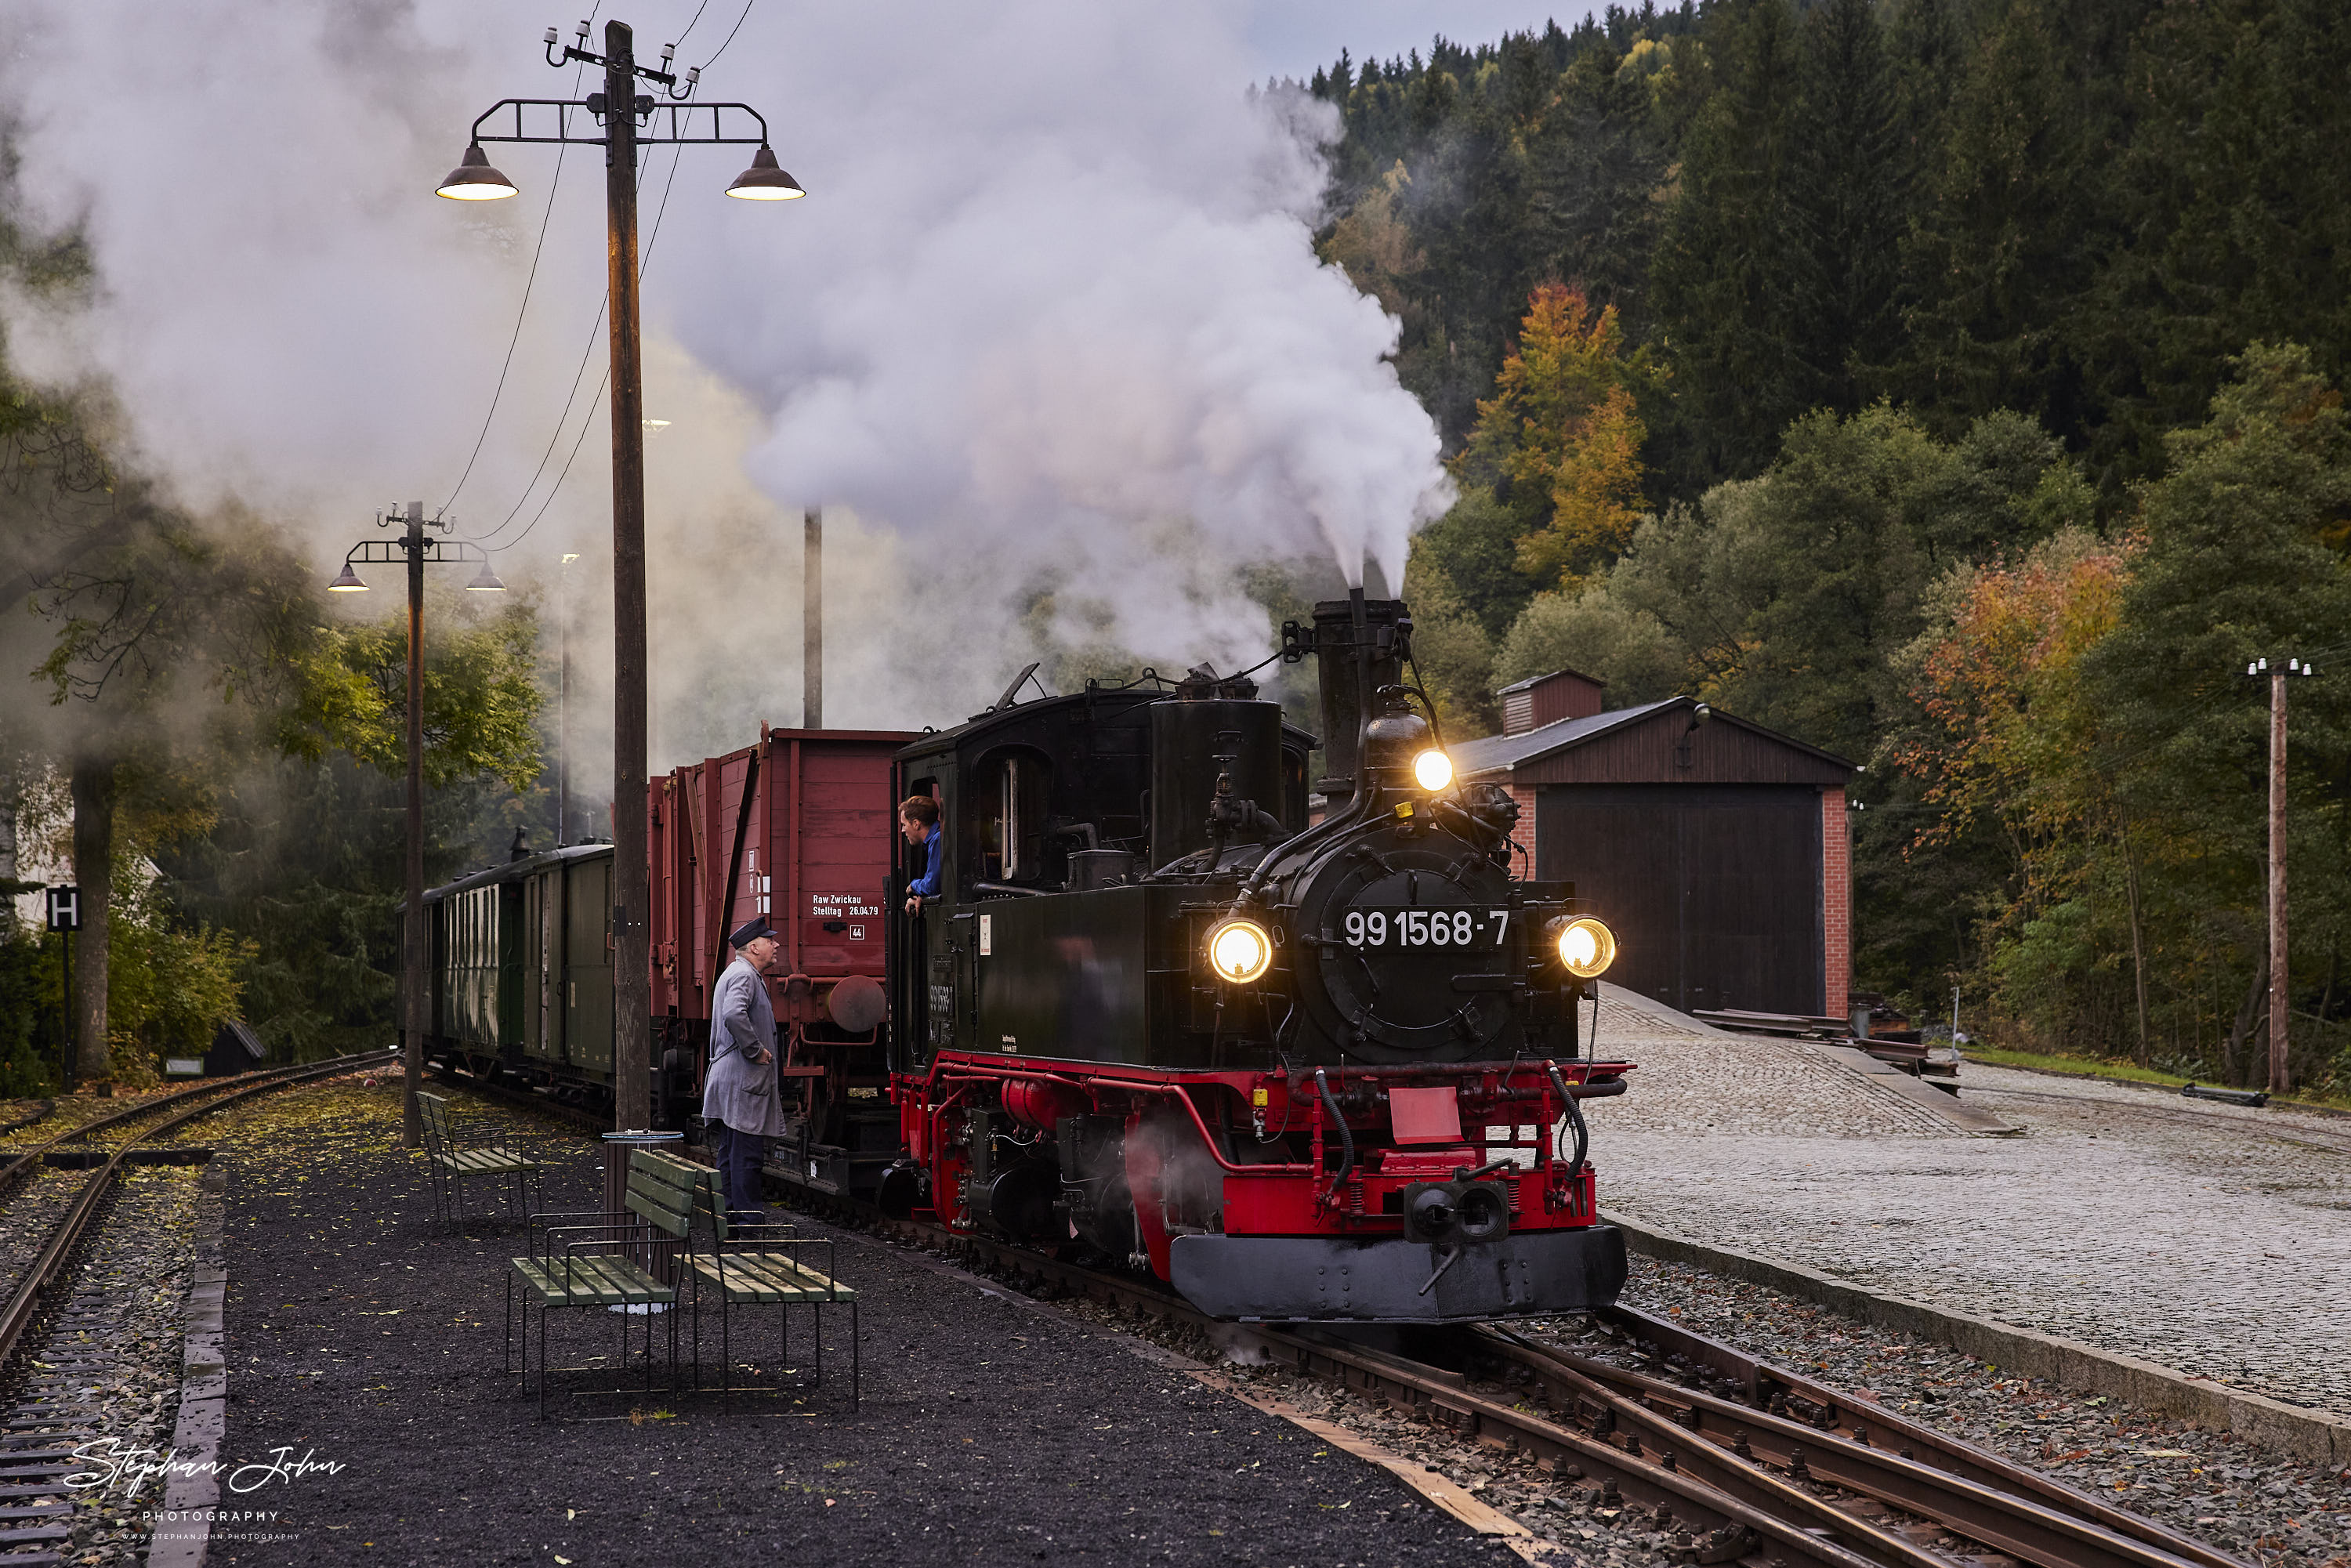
<box><xmin>1242</xmin><ymin>1</ymin><xmax>1595</xmax><ymax>81</ymax></box>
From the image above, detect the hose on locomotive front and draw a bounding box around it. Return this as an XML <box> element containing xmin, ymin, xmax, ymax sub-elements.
<box><xmin>1233</xmin><ymin>773</ymin><xmax>1375</xmax><ymax>904</ymax></box>
<box><xmin>1544</xmin><ymin>1059</ymin><xmax>1591</xmax><ymax>1190</ymax></box>
<box><xmin>1313</xmin><ymin>1067</ymin><xmax>1355</xmax><ymax>1190</ymax></box>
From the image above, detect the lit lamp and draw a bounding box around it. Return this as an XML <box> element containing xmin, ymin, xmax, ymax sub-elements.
<box><xmin>465</xmin><ymin>560</ymin><xmax>509</xmax><ymax>592</ymax></box>
<box><xmin>726</xmin><ymin>145</ymin><xmax>804</xmax><ymax>200</ymax></box>
<box><xmin>437</xmin><ymin>143</ymin><xmax>520</xmax><ymax>201</ymax></box>
<box><xmin>328</xmin><ymin>561</ymin><xmax>369</xmax><ymax>592</ymax></box>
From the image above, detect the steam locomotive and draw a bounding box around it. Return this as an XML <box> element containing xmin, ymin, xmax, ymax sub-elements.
<box><xmin>415</xmin><ymin>592</ymin><xmax>1632</xmax><ymax>1323</ymax></box>
<box><xmin>879</xmin><ymin>593</ymin><xmax>1631</xmax><ymax>1321</ymax></box>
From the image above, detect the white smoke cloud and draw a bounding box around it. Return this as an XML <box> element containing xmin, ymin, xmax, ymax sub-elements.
<box><xmin>2</xmin><ymin>0</ymin><xmax>1448</xmax><ymax>744</ymax></box>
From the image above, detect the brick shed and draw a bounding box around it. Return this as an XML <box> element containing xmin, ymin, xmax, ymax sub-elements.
<box><xmin>1454</xmin><ymin>671</ymin><xmax>1857</xmax><ymax>1019</ymax></box>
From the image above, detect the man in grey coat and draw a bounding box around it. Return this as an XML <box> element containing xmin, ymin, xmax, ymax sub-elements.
<box><xmin>705</xmin><ymin>917</ymin><xmax>787</xmax><ymax>1222</ymax></box>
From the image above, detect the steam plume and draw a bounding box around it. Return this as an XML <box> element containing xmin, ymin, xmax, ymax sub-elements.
<box><xmin>2</xmin><ymin>0</ymin><xmax>1448</xmax><ymax>742</ymax></box>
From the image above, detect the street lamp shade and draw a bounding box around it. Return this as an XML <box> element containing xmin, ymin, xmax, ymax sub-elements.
<box><xmin>437</xmin><ymin>143</ymin><xmax>520</xmax><ymax>201</ymax></box>
<box><xmin>726</xmin><ymin>145</ymin><xmax>804</xmax><ymax>200</ymax></box>
<box><xmin>328</xmin><ymin>561</ymin><xmax>369</xmax><ymax>592</ymax></box>
<box><xmin>465</xmin><ymin>560</ymin><xmax>509</xmax><ymax>592</ymax></box>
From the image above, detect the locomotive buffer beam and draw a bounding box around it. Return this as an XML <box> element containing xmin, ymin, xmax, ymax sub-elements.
<box><xmin>1169</xmin><ymin>1224</ymin><xmax>1628</xmax><ymax>1324</ymax></box>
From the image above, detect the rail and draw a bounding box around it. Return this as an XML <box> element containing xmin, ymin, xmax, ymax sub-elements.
<box><xmin>0</xmin><ymin>1049</ymin><xmax>398</xmax><ymax>1377</ymax></box>
<box><xmin>754</xmin><ymin>1170</ymin><xmax>2251</xmax><ymax>1568</ymax></box>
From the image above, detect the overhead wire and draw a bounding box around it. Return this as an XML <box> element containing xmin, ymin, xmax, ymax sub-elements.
<box><xmin>672</xmin><ymin>0</ymin><xmax>715</xmax><ymax>50</ymax></box>
<box><xmin>487</xmin><ymin>137</ymin><xmax>690</xmax><ymax>554</ymax></box>
<box><xmin>701</xmin><ymin>0</ymin><xmax>756</xmax><ymax>71</ymax></box>
<box><xmin>463</xmin><ymin>0</ymin><xmax>752</xmax><ymax>552</ymax></box>
<box><xmin>443</xmin><ymin>5</ymin><xmax>603</xmax><ymax>520</ymax></box>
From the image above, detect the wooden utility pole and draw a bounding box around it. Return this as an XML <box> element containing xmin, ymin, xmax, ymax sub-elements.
<box><xmin>803</xmin><ymin>507</ymin><xmax>822</xmax><ymax>730</ymax></box>
<box><xmin>2269</xmin><ymin>660</ymin><xmax>2287</xmax><ymax>1095</ymax></box>
<box><xmin>452</xmin><ymin>16</ymin><xmax>795</xmax><ymax>1132</ymax></box>
<box><xmin>402</xmin><ymin>502</ymin><xmax>428</xmax><ymax>1147</ymax></box>
<box><xmin>604</xmin><ymin>18</ymin><xmax>654</xmax><ymax>1133</ymax></box>
<box><xmin>2252</xmin><ymin>656</ymin><xmax>2314</xmax><ymax>1095</ymax></box>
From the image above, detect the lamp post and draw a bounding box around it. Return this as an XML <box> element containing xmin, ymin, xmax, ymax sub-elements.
<box><xmin>440</xmin><ymin>20</ymin><xmax>799</xmax><ymax>1133</ymax></box>
<box><xmin>329</xmin><ymin>504</ymin><xmax>506</xmax><ymax>1150</ymax></box>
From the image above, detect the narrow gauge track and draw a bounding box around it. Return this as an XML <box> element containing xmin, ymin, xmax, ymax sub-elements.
<box><xmin>0</xmin><ymin>1105</ymin><xmax>56</xmax><ymax>1143</ymax></box>
<box><xmin>778</xmin><ymin>1180</ymin><xmax>2251</xmax><ymax>1568</ymax></box>
<box><xmin>0</xmin><ymin>1049</ymin><xmax>397</xmax><ymax>1382</ymax></box>
<box><xmin>426</xmin><ymin>1059</ymin><xmax>610</xmax><ymax>1135</ymax></box>
<box><xmin>422</xmin><ymin>1077</ymin><xmax>2250</xmax><ymax>1568</ymax></box>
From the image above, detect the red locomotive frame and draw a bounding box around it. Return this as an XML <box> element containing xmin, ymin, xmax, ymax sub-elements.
<box><xmin>890</xmin><ymin>1054</ymin><xmax>1629</xmax><ymax>1282</ymax></box>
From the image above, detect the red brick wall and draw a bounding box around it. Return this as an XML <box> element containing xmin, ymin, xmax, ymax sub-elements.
<box><xmin>1821</xmin><ymin>787</ymin><xmax>1849</xmax><ymax>1021</ymax></box>
<box><xmin>1504</xmin><ymin>783</ymin><xmax>1542</xmax><ymax>878</ymax></box>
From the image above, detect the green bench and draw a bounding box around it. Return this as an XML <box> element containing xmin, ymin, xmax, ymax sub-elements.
<box><xmin>681</xmin><ymin>1165</ymin><xmax>858</xmax><ymax>1409</ymax></box>
<box><xmin>504</xmin><ymin>1149</ymin><xmax>694</xmax><ymax>1419</ymax></box>
<box><xmin>418</xmin><ymin>1092</ymin><xmax>542</xmax><ymax>1227</ymax></box>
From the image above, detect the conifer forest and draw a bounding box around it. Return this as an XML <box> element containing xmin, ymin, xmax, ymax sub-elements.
<box><xmin>5</xmin><ymin>0</ymin><xmax>2349</xmax><ymax>1096</ymax></box>
<box><xmin>1320</xmin><ymin>0</ymin><xmax>2351</xmax><ymax>1093</ymax></box>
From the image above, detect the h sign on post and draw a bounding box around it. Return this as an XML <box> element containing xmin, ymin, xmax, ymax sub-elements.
<box><xmin>45</xmin><ymin>887</ymin><xmax>80</xmax><ymax>933</ymax></box>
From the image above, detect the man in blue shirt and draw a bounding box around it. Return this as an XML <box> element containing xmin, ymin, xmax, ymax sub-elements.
<box><xmin>900</xmin><ymin>795</ymin><xmax>944</xmax><ymax>913</ymax></box>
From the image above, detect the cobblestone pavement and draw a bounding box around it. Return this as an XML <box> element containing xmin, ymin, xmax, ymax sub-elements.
<box><xmin>1581</xmin><ymin>998</ymin><xmax>2351</xmax><ymax>1421</ymax></box>
<box><xmin>1585</xmin><ymin>994</ymin><xmax>1962</xmax><ymax>1139</ymax></box>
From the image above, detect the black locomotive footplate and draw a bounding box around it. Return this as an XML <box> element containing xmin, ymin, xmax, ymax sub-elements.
<box><xmin>1170</xmin><ymin>1224</ymin><xmax>1627</xmax><ymax>1324</ymax></box>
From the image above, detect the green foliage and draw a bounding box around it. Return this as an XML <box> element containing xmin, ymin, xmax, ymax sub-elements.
<box><xmin>0</xmin><ymin>929</ymin><xmax>64</xmax><ymax>1097</ymax></box>
<box><xmin>102</xmin><ymin>856</ymin><xmax>253</xmax><ymax>1080</ymax></box>
<box><xmin>276</xmin><ymin>591</ymin><xmax>545</xmax><ymax>792</ymax></box>
<box><xmin>1647</xmin><ymin>0</ymin><xmax>1809</xmax><ymax>481</ymax></box>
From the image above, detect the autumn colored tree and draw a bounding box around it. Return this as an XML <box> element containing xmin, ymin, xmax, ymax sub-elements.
<box><xmin>1891</xmin><ymin>531</ymin><xmax>2148</xmax><ymax>1053</ymax></box>
<box><xmin>1454</xmin><ymin>284</ymin><xmax>1652</xmax><ymax>589</ymax></box>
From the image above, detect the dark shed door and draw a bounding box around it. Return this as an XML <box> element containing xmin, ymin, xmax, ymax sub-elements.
<box><xmin>1537</xmin><ymin>784</ymin><xmax>1823</xmax><ymax>1016</ymax></box>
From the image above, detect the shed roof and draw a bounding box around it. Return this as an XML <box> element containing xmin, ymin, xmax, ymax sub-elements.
<box><xmin>1453</xmin><ymin>695</ymin><xmax>1856</xmax><ymax>787</ymax></box>
<box><xmin>1494</xmin><ymin>665</ymin><xmax>1606</xmax><ymax>696</ymax></box>
<box><xmin>213</xmin><ymin>1019</ymin><xmax>266</xmax><ymax>1063</ymax></box>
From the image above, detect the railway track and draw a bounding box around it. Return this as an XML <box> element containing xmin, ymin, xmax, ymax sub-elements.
<box><xmin>777</xmin><ymin>1179</ymin><xmax>2251</xmax><ymax>1568</ymax></box>
<box><xmin>0</xmin><ymin>1049</ymin><xmax>395</xmax><ymax>1566</ymax></box>
<box><xmin>425</xmin><ymin>1059</ymin><xmax>611</xmax><ymax>1134</ymax></box>
<box><xmin>421</xmin><ymin>1077</ymin><xmax>2251</xmax><ymax>1568</ymax></box>
<box><xmin>0</xmin><ymin>1051</ymin><xmax>398</xmax><ymax>1377</ymax></box>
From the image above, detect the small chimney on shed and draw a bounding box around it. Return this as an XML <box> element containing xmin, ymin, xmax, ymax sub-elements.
<box><xmin>1498</xmin><ymin>668</ymin><xmax>1607</xmax><ymax>736</ymax></box>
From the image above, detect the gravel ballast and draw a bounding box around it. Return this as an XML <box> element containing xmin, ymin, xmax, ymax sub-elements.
<box><xmin>1</xmin><ymin>1165</ymin><xmax>208</xmax><ymax>1568</ymax></box>
<box><xmin>196</xmin><ymin>1075</ymin><xmax>1498</xmax><ymax>1567</ymax></box>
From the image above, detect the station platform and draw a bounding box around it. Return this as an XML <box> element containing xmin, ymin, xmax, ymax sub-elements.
<box><xmin>1582</xmin><ymin>984</ymin><xmax>2351</xmax><ymax>1425</ymax></box>
<box><xmin>197</xmin><ymin>1078</ymin><xmax>1498</xmax><ymax>1567</ymax></box>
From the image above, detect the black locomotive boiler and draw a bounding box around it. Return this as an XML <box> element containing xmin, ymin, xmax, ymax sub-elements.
<box><xmin>882</xmin><ymin>593</ymin><xmax>1633</xmax><ymax>1322</ymax></box>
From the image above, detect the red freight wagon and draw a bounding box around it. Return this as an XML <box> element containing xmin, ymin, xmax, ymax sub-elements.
<box><xmin>647</xmin><ymin>726</ymin><xmax>915</xmax><ymax>1191</ymax></box>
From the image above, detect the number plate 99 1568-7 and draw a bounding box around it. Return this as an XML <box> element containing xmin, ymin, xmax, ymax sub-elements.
<box><xmin>1342</xmin><ymin>908</ymin><xmax>1509</xmax><ymax>949</ymax></box>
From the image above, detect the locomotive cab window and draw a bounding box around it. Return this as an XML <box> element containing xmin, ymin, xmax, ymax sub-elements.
<box><xmin>976</xmin><ymin>748</ymin><xmax>1051</xmax><ymax>885</ymax></box>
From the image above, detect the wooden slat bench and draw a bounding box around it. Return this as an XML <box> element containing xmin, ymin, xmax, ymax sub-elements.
<box><xmin>504</xmin><ymin>1150</ymin><xmax>694</xmax><ymax>1419</ymax></box>
<box><xmin>418</xmin><ymin>1092</ymin><xmax>542</xmax><ymax>1227</ymax></box>
<box><xmin>681</xmin><ymin>1164</ymin><xmax>858</xmax><ymax>1408</ymax></box>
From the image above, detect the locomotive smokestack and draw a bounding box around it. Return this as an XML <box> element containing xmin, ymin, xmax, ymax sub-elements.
<box><xmin>1310</xmin><ymin>595</ymin><xmax>1411</xmax><ymax>806</ymax></box>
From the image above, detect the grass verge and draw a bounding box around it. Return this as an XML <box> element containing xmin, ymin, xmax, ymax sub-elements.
<box><xmin>1962</xmin><ymin>1045</ymin><xmax>2351</xmax><ymax>1112</ymax></box>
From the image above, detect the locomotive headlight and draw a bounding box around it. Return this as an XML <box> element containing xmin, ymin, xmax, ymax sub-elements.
<box><xmin>1411</xmin><ymin>748</ymin><xmax>1454</xmax><ymax>792</ymax></box>
<box><xmin>1205</xmin><ymin>918</ymin><xmax>1274</xmax><ymax>984</ymax></box>
<box><xmin>1552</xmin><ymin>916</ymin><xmax>1617</xmax><ymax>979</ymax></box>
